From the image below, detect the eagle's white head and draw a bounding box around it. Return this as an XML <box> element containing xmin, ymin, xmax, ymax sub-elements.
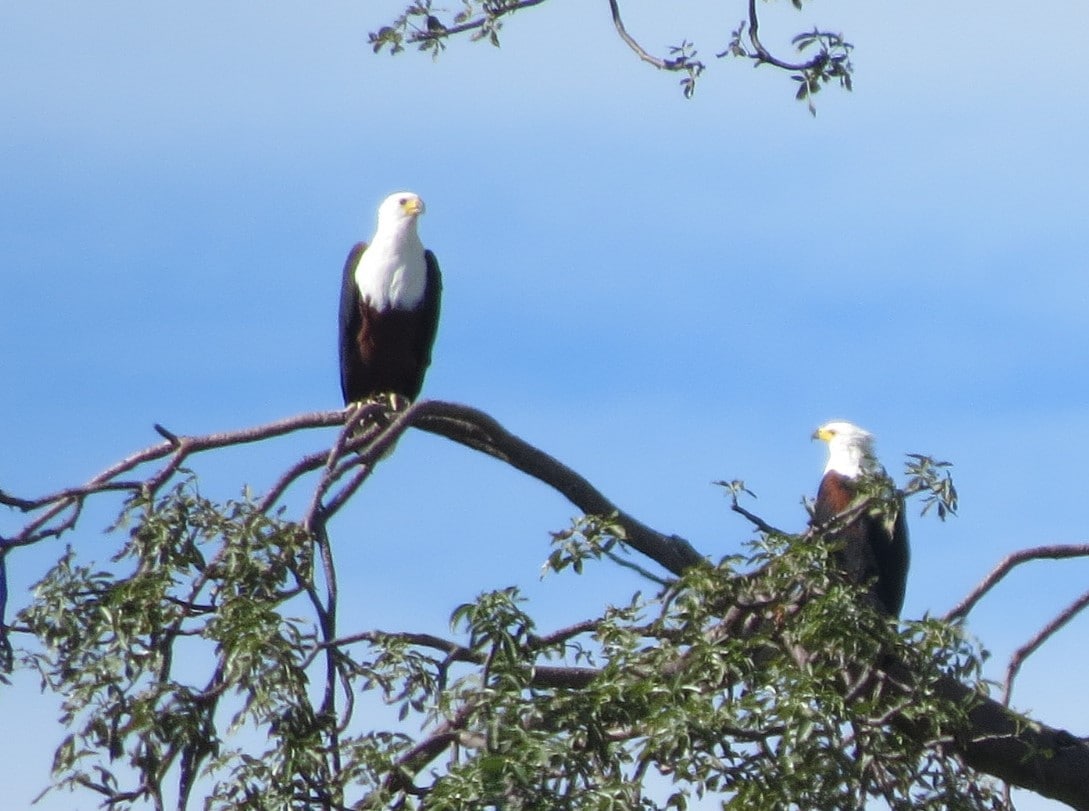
<box><xmin>375</xmin><ymin>191</ymin><xmax>426</xmax><ymax>236</ymax></box>
<box><xmin>813</xmin><ymin>420</ymin><xmax>881</xmax><ymax>478</ymax></box>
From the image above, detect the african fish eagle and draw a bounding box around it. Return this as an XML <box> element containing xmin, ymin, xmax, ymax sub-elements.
<box><xmin>338</xmin><ymin>192</ymin><xmax>442</xmax><ymax>405</ymax></box>
<box><xmin>811</xmin><ymin>420</ymin><xmax>910</xmax><ymax>617</ymax></box>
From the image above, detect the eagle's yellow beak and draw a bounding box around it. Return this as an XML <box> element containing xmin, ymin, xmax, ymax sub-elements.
<box><xmin>813</xmin><ymin>427</ymin><xmax>834</xmax><ymax>442</ymax></box>
<box><xmin>402</xmin><ymin>197</ymin><xmax>425</xmax><ymax>217</ymax></box>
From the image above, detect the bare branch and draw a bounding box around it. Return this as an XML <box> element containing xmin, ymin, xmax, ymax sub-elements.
<box><xmin>2</xmin><ymin>409</ymin><xmax>347</xmax><ymax>548</ymax></box>
<box><xmin>604</xmin><ymin>549</ymin><xmax>672</xmax><ymax>585</ymax></box>
<box><xmin>944</xmin><ymin>543</ymin><xmax>1089</xmax><ymax>622</ymax></box>
<box><xmin>731</xmin><ymin>500</ymin><xmax>787</xmax><ymax>537</ymax></box>
<box><xmin>412</xmin><ymin>400</ymin><xmax>705</xmax><ymax>576</ymax></box>
<box><xmin>529</xmin><ymin>618</ymin><xmax>601</xmax><ymax>649</ymax></box>
<box><xmin>1003</xmin><ymin>588</ymin><xmax>1089</xmax><ymax>707</ymax></box>
<box><xmin>607</xmin><ymin>0</ymin><xmax>663</xmax><ymax>68</ymax></box>
<box><xmin>606</xmin><ymin>0</ymin><xmax>698</xmax><ymax>73</ymax></box>
<box><xmin>2</xmin><ymin>401</ymin><xmax>701</xmax><ymax>577</ymax></box>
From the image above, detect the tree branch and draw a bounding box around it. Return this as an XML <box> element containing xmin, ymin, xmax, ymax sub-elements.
<box><xmin>605</xmin><ymin>0</ymin><xmax>702</xmax><ymax>78</ymax></box>
<box><xmin>383</xmin><ymin>0</ymin><xmax>548</xmax><ymax>53</ymax></box>
<box><xmin>1003</xmin><ymin>587</ymin><xmax>1089</xmax><ymax>707</ymax></box>
<box><xmin>1</xmin><ymin>400</ymin><xmax>700</xmax><ymax>574</ymax></box>
<box><xmin>882</xmin><ymin>655</ymin><xmax>1089</xmax><ymax>810</ymax></box>
<box><xmin>411</xmin><ymin>400</ymin><xmax>704</xmax><ymax>576</ymax></box>
<box><xmin>944</xmin><ymin>543</ymin><xmax>1089</xmax><ymax>622</ymax></box>
<box><xmin>743</xmin><ymin>0</ymin><xmax>821</xmax><ymax>72</ymax></box>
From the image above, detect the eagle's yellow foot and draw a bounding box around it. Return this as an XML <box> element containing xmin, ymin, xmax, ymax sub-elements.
<box><xmin>385</xmin><ymin>392</ymin><xmax>411</xmax><ymax>412</ymax></box>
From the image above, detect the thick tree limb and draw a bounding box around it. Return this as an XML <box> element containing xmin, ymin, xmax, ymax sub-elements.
<box><xmin>411</xmin><ymin>400</ymin><xmax>704</xmax><ymax>576</ymax></box>
<box><xmin>884</xmin><ymin>656</ymin><xmax>1089</xmax><ymax>810</ymax></box>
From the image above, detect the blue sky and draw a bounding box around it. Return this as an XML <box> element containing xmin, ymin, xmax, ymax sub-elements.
<box><xmin>2</xmin><ymin>1</ymin><xmax>1088</xmax><ymax>808</ymax></box>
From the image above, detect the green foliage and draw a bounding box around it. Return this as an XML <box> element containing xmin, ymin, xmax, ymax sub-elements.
<box><xmin>371</xmin><ymin>1</ymin><xmax>855</xmax><ymax>109</ymax></box>
<box><xmin>904</xmin><ymin>453</ymin><xmax>959</xmax><ymax>520</ymax></box>
<box><xmin>370</xmin><ymin>0</ymin><xmax>529</xmax><ymax>59</ymax></box>
<box><xmin>544</xmin><ymin>513</ymin><xmax>626</xmax><ymax>575</ymax></box>
<box><xmin>666</xmin><ymin>40</ymin><xmax>705</xmax><ymax>100</ymax></box>
<box><xmin>20</xmin><ymin>480</ymin><xmax>322</xmax><ymax>808</ymax></box>
<box><xmin>395</xmin><ymin>519</ymin><xmax>1007</xmax><ymax>809</ymax></box>
<box><xmin>10</xmin><ymin>458</ymin><xmax>1009</xmax><ymax>809</ymax></box>
<box><xmin>789</xmin><ymin>29</ymin><xmax>854</xmax><ymax>116</ymax></box>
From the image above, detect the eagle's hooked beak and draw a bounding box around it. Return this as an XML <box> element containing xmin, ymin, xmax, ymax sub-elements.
<box><xmin>812</xmin><ymin>427</ymin><xmax>833</xmax><ymax>442</ymax></box>
<box><xmin>403</xmin><ymin>197</ymin><xmax>425</xmax><ymax>217</ymax></box>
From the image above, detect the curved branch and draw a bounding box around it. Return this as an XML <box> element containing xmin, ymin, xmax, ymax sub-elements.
<box><xmin>411</xmin><ymin>400</ymin><xmax>704</xmax><ymax>576</ymax></box>
<box><xmin>944</xmin><ymin>543</ymin><xmax>1089</xmax><ymax>622</ymax></box>
<box><xmin>1</xmin><ymin>401</ymin><xmax>702</xmax><ymax>573</ymax></box>
<box><xmin>744</xmin><ymin>0</ymin><xmax>822</xmax><ymax>72</ymax></box>
<box><xmin>606</xmin><ymin>0</ymin><xmax>700</xmax><ymax>74</ymax></box>
<box><xmin>1</xmin><ymin>410</ymin><xmax>347</xmax><ymax>548</ymax></box>
<box><xmin>607</xmin><ymin>0</ymin><xmax>661</xmax><ymax>68</ymax></box>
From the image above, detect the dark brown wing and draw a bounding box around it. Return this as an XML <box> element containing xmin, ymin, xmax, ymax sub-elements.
<box><xmin>874</xmin><ymin>497</ymin><xmax>909</xmax><ymax>617</ymax></box>
<box><xmin>412</xmin><ymin>250</ymin><xmax>443</xmax><ymax>385</ymax></box>
<box><xmin>338</xmin><ymin>242</ymin><xmax>367</xmax><ymax>405</ymax></box>
<box><xmin>812</xmin><ymin>472</ymin><xmax>909</xmax><ymax>617</ymax></box>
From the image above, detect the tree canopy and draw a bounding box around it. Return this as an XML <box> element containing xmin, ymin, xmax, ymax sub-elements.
<box><xmin>2</xmin><ymin>402</ymin><xmax>1088</xmax><ymax>809</ymax></box>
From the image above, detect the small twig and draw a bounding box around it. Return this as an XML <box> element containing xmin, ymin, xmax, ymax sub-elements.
<box><xmin>0</xmin><ymin>490</ymin><xmax>38</xmax><ymax>511</ymax></box>
<box><xmin>604</xmin><ymin>549</ymin><xmax>672</xmax><ymax>586</ymax></box>
<box><xmin>258</xmin><ymin>447</ymin><xmax>338</xmax><ymax>514</ymax></box>
<box><xmin>317</xmin><ymin>463</ymin><xmax>373</xmax><ymax>525</ymax></box>
<box><xmin>153</xmin><ymin>423</ymin><xmax>180</xmax><ymax>446</ymax></box>
<box><xmin>730</xmin><ymin>501</ymin><xmax>788</xmax><ymax>537</ymax></box>
<box><xmin>529</xmin><ymin>618</ymin><xmax>600</xmax><ymax>650</ymax></box>
<box><xmin>406</xmin><ymin>0</ymin><xmax>547</xmax><ymax>45</ymax></box>
<box><xmin>9</xmin><ymin>498</ymin><xmax>85</xmax><ymax>549</ymax></box>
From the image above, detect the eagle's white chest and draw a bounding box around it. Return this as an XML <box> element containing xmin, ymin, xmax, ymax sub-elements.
<box><xmin>354</xmin><ymin>233</ymin><xmax>428</xmax><ymax>311</ymax></box>
<box><xmin>824</xmin><ymin>444</ymin><xmax>881</xmax><ymax>479</ymax></box>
